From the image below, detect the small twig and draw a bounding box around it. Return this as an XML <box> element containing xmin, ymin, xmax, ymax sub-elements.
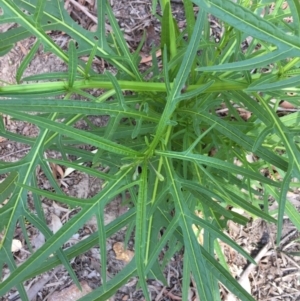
<box><xmin>280</xmin><ymin>229</ymin><xmax>298</xmax><ymax>249</ymax></box>
<box><xmin>260</xmin><ymin>291</ymin><xmax>300</xmax><ymax>301</ymax></box>
<box><xmin>225</xmin><ymin>243</ymin><xmax>272</xmax><ymax>301</ymax></box>
<box><xmin>280</xmin><ymin>252</ymin><xmax>300</xmax><ymax>270</ymax></box>
<box><xmin>276</xmin><ymin>107</ymin><xmax>300</xmax><ymax>112</ymax></box>
<box><xmin>155</xmin><ymin>286</ymin><xmax>166</xmax><ymax>301</ymax></box>
<box><xmin>0</xmin><ymin>147</ymin><xmax>31</xmax><ymax>160</ymax></box>
<box><xmin>9</xmin><ymin>267</ymin><xmax>61</xmax><ymax>301</ymax></box>
<box><xmin>68</xmin><ymin>0</ymin><xmax>134</xmax><ymax>41</ymax></box>
<box><xmin>68</xmin><ymin>0</ymin><xmax>98</xmax><ymax>24</ymax></box>
<box><xmin>274</xmin><ymin>270</ymin><xmax>300</xmax><ymax>282</ymax></box>
<box><xmin>165</xmin><ymin>288</ymin><xmax>182</xmax><ymax>301</ymax></box>
<box><xmin>238</xmin><ymin>243</ymin><xmax>272</xmax><ymax>286</ymax></box>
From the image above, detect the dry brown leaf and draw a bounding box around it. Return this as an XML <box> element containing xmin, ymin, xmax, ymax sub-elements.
<box><xmin>55</xmin><ymin>164</ymin><xmax>65</xmax><ymax>178</ymax></box>
<box><xmin>140</xmin><ymin>49</ymin><xmax>162</xmax><ymax>64</ymax></box>
<box><xmin>280</xmin><ymin>100</ymin><xmax>295</xmax><ymax>109</ymax></box>
<box><xmin>237</xmin><ymin>108</ymin><xmax>252</xmax><ymax>120</ymax></box>
<box><xmin>145</xmin><ymin>25</ymin><xmax>160</xmax><ymax>48</ymax></box>
<box><xmin>17</xmin><ymin>41</ymin><xmax>28</xmax><ymax>56</ymax></box>
<box><xmin>48</xmin><ymin>281</ymin><xmax>92</xmax><ymax>301</ymax></box>
<box><xmin>113</xmin><ymin>242</ymin><xmax>134</xmax><ymax>263</ymax></box>
<box><xmin>50</xmin><ymin>162</ymin><xmax>64</xmax><ymax>179</ymax></box>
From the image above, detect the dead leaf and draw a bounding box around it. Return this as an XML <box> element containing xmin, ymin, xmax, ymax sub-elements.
<box><xmin>51</xmin><ymin>213</ymin><xmax>63</xmax><ymax>234</ymax></box>
<box><xmin>280</xmin><ymin>100</ymin><xmax>295</xmax><ymax>109</ymax></box>
<box><xmin>140</xmin><ymin>49</ymin><xmax>161</xmax><ymax>64</ymax></box>
<box><xmin>11</xmin><ymin>239</ymin><xmax>22</xmax><ymax>252</ymax></box>
<box><xmin>32</xmin><ymin>232</ymin><xmax>45</xmax><ymax>250</ymax></box>
<box><xmin>237</xmin><ymin>108</ymin><xmax>252</xmax><ymax>120</ymax></box>
<box><xmin>113</xmin><ymin>242</ymin><xmax>134</xmax><ymax>263</ymax></box>
<box><xmin>48</xmin><ymin>281</ymin><xmax>92</xmax><ymax>301</ymax></box>
<box><xmin>53</xmin><ymin>201</ymin><xmax>70</xmax><ymax>214</ymax></box>
<box><xmin>50</xmin><ymin>162</ymin><xmax>64</xmax><ymax>179</ymax></box>
<box><xmin>145</xmin><ymin>24</ymin><xmax>160</xmax><ymax>49</ymax></box>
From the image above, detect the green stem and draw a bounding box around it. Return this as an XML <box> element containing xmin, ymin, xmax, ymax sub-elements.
<box><xmin>0</xmin><ymin>80</ymin><xmax>249</xmax><ymax>96</ymax></box>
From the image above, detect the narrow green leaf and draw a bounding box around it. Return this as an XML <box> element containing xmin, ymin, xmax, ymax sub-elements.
<box><xmin>19</xmin><ymin>209</ymin><xmax>136</xmax><ymax>281</ymax></box>
<box><xmin>39</xmin><ymin>158</ymin><xmax>64</xmax><ymax>195</ymax></box>
<box><xmin>187</xmin><ymin>212</ymin><xmax>255</xmax><ymax>263</ymax></box>
<box><xmin>0</xmin><ymin>172</ymin><xmax>18</xmax><ymax>203</ymax></box>
<box><xmin>182</xmin><ymin>180</ymin><xmax>234</xmax><ymax>218</ymax></box>
<box><xmin>247</xmin><ymin>75</ymin><xmax>300</xmax><ymax>92</ymax></box>
<box><xmin>182</xmin><ymin>253</ymin><xmax>190</xmax><ymax>301</ymax></box>
<box><xmin>0</xmin><ymin>44</ymin><xmax>13</xmax><ymax>56</ymax></box>
<box><xmin>194</xmin><ymin>0</ymin><xmax>300</xmax><ymax>56</ymax></box>
<box><xmin>286</xmin><ymin>0</ymin><xmax>300</xmax><ymax>35</ymax></box>
<box><xmin>145</xmin><ymin>214</ymin><xmax>180</xmax><ymax>275</ymax></box>
<box><xmin>286</xmin><ymin>199</ymin><xmax>300</xmax><ymax>232</ymax></box>
<box><xmin>46</xmin><ymin>159</ymin><xmax>115</xmax><ymax>181</ymax></box>
<box><xmin>34</xmin><ymin>0</ymin><xmax>47</xmax><ymax>25</ymax></box>
<box><xmin>84</xmin><ymin>44</ymin><xmax>97</xmax><ymax>76</ymax></box>
<box><xmin>105</xmin><ymin>3</ymin><xmax>142</xmax><ymax>80</ymax></box>
<box><xmin>0</xmin><ymin>128</ymin><xmax>51</xmax><ymax>250</ymax></box>
<box><xmin>96</xmin><ymin>0</ymin><xmax>109</xmax><ymax>50</ymax></box>
<box><xmin>135</xmin><ymin>162</ymin><xmax>150</xmax><ymax>301</ymax></box>
<box><xmin>175</xmin><ymin>80</ymin><xmax>214</xmax><ymax>102</ymax></box>
<box><xmin>78</xmin><ymin>260</ymin><xmax>136</xmax><ymax>301</ymax></box>
<box><xmin>4</xmin><ymin>252</ymin><xmax>30</xmax><ymax>301</ymax></box>
<box><xmin>105</xmin><ymin>71</ymin><xmax>126</xmax><ymax>109</ymax></box>
<box><xmin>256</xmin><ymin>93</ymin><xmax>300</xmax><ymax>178</ymax></box>
<box><xmin>0</xmin><ymin>202</ymin><xmax>14</xmax><ymax>233</ymax></box>
<box><xmin>200</xmin><ymin>247</ymin><xmax>255</xmax><ymax>301</ymax></box>
<box><xmin>171</xmin><ymin>9</ymin><xmax>205</xmax><ymax>98</ymax></box>
<box><xmin>18</xmin><ymin>184</ymin><xmax>92</xmax><ymax>207</ymax></box>
<box><xmin>161</xmin><ymin>2</ymin><xmax>177</xmax><ymax>61</ymax></box>
<box><xmin>164</xmin><ymin>157</ymin><xmax>212</xmax><ymax>300</ymax></box>
<box><xmin>68</xmin><ymin>40</ymin><xmax>77</xmax><ymax>88</ymax></box>
<box><xmin>214</xmin><ymin>239</ymin><xmax>230</xmax><ymax>272</ymax></box>
<box><xmin>96</xmin><ymin>203</ymin><xmax>107</xmax><ymax>290</ymax></box>
<box><xmin>224</xmin><ymin>189</ymin><xmax>276</xmax><ymax>223</ymax></box>
<box><xmin>0</xmin><ymin>169</ymin><xmax>131</xmax><ymax>296</ymax></box>
<box><xmin>276</xmin><ymin>166</ymin><xmax>292</xmax><ymax>245</ymax></box>
<box><xmin>197</xmin><ymin>48</ymin><xmax>294</xmax><ymax>72</ymax></box>
<box><xmin>157</xmin><ymin>150</ymin><xmax>280</xmax><ymax>187</ymax></box>
<box><xmin>0</xmin><ymin>109</ymin><xmax>141</xmax><ymax>158</ymax></box>
<box><xmin>252</xmin><ymin>126</ymin><xmax>273</xmax><ymax>152</ymax></box>
<box><xmin>0</xmin><ymin>208</ymin><xmax>89</xmax><ymax>296</ymax></box>
<box><xmin>24</xmin><ymin>211</ymin><xmax>82</xmax><ymax>290</ymax></box>
<box><xmin>0</xmin><ymin>0</ymin><xmax>84</xmax><ymax>76</ymax></box>
<box><xmin>230</xmin><ymin>90</ymin><xmax>272</xmax><ymax>124</ymax></box>
<box><xmin>148</xmin><ymin>8</ymin><xmax>206</xmax><ymax>152</ymax></box>
<box><xmin>163</xmin><ymin>46</ymin><xmax>171</xmax><ymax>94</ymax></box>
<box><xmin>182</xmin><ymin>109</ymin><xmax>288</xmax><ymax>172</ymax></box>
<box><xmin>16</xmin><ymin>39</ymin><xmax>40</xmax><ymax>83</ymax></box>
<box><xmin>183</xmin><ymin>0</ymin><xmax>196</xmax><ymax>38</ymax></box>
<box><xmin>22</xmin><ymin>72</ymin><xmax>77</xmax><ymax>81</ymax></box>
<box><xmin>0</xmin><ymin>99</ymin><xmax>159</xmax><ymax>123</ymax></box>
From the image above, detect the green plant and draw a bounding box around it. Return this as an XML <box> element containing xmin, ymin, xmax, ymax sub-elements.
<box><xmin>1</xmin><ymin>0</ymin><xmax>300</xmax><ymax>300</ymax></box>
